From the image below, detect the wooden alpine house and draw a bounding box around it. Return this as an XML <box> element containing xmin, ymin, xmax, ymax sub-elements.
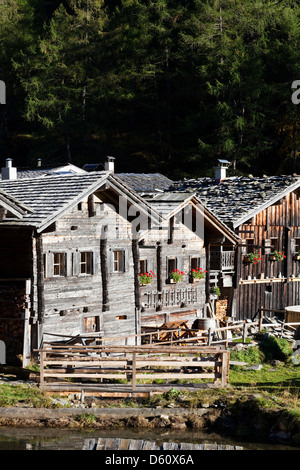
<box><xmin>172</xmin><ymin>160</ymin><xmax>300</xmax><ymax>321</ymax></box>
<box><xmin>0</xmin><ymin>159</ymin><xmax>238</xmax><ymax>365</ymax></box>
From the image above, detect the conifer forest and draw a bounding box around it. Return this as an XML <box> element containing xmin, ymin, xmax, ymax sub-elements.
<box><xmin>0</xmin><ymin>0</ymin><xmax>300</xmax><ymax>178</ymax></box>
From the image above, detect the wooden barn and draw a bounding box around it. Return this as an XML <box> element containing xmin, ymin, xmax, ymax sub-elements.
<box><xmin>171</xmin><ymin>161</ymin><xmax>300</xmax><ymax>320</ymax></box>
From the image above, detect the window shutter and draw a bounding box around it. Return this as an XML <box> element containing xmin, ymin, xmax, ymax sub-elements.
<box><xmin>63</xmin><ymin>252</ymin><xmax>67</xmax><ymax>276</ymax></box>
<box><xmin>290</xmin><ymin>238</ymin><xmax>296</xmax><ymax>255</ymax></box>
<box><xmin>146</xmin><ymin>257</ymin><xmax>154</xmax><ymax>275</ymax></box>
<box><xmin>107</xmin><ymin>249</ymin><xmax>113</xmax><ymax>274</ymax></box>
<box><xmin>264</xmin><ymin>239</ymin><xmax>271</xmax><ymax>255</ymax></box>
<box><xmin>72</xmin><ymin>251</ymin><xmax>80</xmax><ymax>276</ymax></box>
<box><xmin>124</xmin><ymin>249</ymin><xmax>129</xmax><ymax>272</ymax></box>
<box><xmin>46</xmin><ymin>252</ymin><xmax>53</xmax><ymax>278</ymax></box>
<box><xmin>92</xmin><ymin>251</ymin><xmax>98</xmax><ymax>275</ymax></box>
<box><xmin>177</xmin><ymin>257</ymin><xmax>185</xmax><ymax>274</ymax></box>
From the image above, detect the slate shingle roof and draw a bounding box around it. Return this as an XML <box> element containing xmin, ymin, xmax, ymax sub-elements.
<box><xmin>0</xmin><ymin>171</ymin><xmax>163</xmax><ymax>232</ymax></box>
<box><xmin>13</xmin><ymin>164</ymin><xmax>86</xmax><ymax>180</ymax></box>
<box><xmin>145</xmin><ymin>191</ymin><xmax>240</xmax><ymax>243</ymax></box>
<box><xmin>117</xmin><ymin>173</ymin><xmax>173</xmax><ymax>193</ymax></box>
<box><xmin>0</xmin><ymin>172</ymin><xmax>110</xmax><ymax>230</ymax></box>
<box><xmin>170</xmin><ymin>175</ymin><xmax>300</xmax><ymax>228</ymax></box>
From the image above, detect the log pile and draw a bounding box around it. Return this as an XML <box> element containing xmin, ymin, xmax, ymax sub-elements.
<box><xmin>215</xmin><ymin>298</ymin><xmax>228</xmax><ymax>322</ymax></box>
<box><xmin>0</xmin><ymin>282</ymin><xmax>26</xmax><ymax>365</ymax></box>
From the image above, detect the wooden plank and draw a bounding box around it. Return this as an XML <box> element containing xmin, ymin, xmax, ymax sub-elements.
<box><xmin>43</xmin><ymin>373</ymin><xmax>128</xmax><ymax>379</ymax></box>
<box><xmin>134</xmin><ymin>373</ymin><xmax>215</xmax><ymax>379</ymax></box>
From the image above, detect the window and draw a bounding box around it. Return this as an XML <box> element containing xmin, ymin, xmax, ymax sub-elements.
<box><xmin>270</xmin><ymin>238</ymin><xmax>278</xmax><ymax>252</ymax></box>
<box><xmin>295</xmin><ymin>238</ymin><xmax>300</xmax><ymax>252</ymax></box>
<box><xmin>245</xmin><ymin>239</ymin><xmax>255</xmax><ymax>253</ymax></box>
<box><xmin>113</xmin><ymin>250</ymin><xmax>125</xmax><ymax>273</ymax></box>
<box><xmin>139</xmin><ymin>259</ymin><xmax>148</xmax><ymax>274</ymax></box>
<box><xmin>80</xmin><ymin>252</ymin><xmax>93</xmax><ymax>274</ymax></box>
<box><xmin>53</xmin><ymin>253</ymin><xmax>65</xmax><ymax>276</ymax></box>
<box><xmin>191</xmin><ymin>257</ymin><xmax>201</xmax><ymax>271</ymax></box>
<box><xmin>168</xmin><ymin>258</ymin><xmax>177</xmax><ymax>274</ymax></box>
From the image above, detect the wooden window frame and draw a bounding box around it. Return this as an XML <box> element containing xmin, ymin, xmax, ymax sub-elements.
<box><xmin>245</xmin><ymin>238</ymin><xmax>255</xmax><ymax>253</ymax></box>
<box><xmin>139</xmin><ymin>259</ymin><xmax>148</xmax><ymax>274</ymax></box>
<box><xmin>53</xmin><ymin>252</ymin><xmax>66</xmax><ymax>277</ymax></box>
<box><xmin>270</xmin><ymin>238</ymin><xmax>279</xmax><ymax>252</ymax></box>
<box><xmin>191</xmin><ymin>257</ymin><xmax>201</xmax><ymax>271</ymax></box>
<box><xmin>113</xmin><ymin>250</ymin><xmax>125</xmax><ymax>273</ymax></box>
<box><xmin>167</xmin><ymin>257</ymin><xmax>177</xmax><ymax>275</ymax></box>
<box><xmin>79</xmin><ymin>251</ymin><xmax>93</xmax><ymax>275</ymax></box>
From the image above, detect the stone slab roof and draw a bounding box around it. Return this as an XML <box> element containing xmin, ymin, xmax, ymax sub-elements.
<box><xmin>11</xmin><ymin>163</ymin><xmax>86</xmax><ymax>179</ymax></box>
<box><xmin>0</xmin><ymin>172</ymin><xmax>109</xmax><ymax>230</ymax></box>
<box><xmin>117</xmin><ymin>173</ymin><xmax>173</xmax><ymax>193</ymax></box>
<box><xmin>170</xmin><ymin>175</ymin><xmax>300</xmax><ymax>228</ymax></box>
<box><xmin>0</xmin><ymin>171</ymin><xmax>162</xmax><ymax>233</ymax></box>
<box><xmin>144</xmin><ymin>191</ymin><xmax>239</xmax><ymax>244</ymax></box>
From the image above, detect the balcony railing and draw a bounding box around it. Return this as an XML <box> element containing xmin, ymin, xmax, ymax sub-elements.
<box><xmin>141</xmin><ymin>286</ymin><xmax>204</xmax><ymax>310</ymax></box>
<box><xmin>210</xmin><ymin>251</ymin><xmax>235</xmax><ymax>271</ymax></box>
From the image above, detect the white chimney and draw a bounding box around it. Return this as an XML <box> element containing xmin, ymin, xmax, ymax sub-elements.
<box><xmin>2</xmin><ymin>158</ymin><xmax>17</xmax><ymax>180</ymax></box>
<box><xmin>214</xmin><ymin>159</ymin><xmax>230</xmax><ymax>181</ymax></box>
<box><xmin>104</xmin><ymin>156</ymin><xmax>115</xmax><ymax>173</ymax></box>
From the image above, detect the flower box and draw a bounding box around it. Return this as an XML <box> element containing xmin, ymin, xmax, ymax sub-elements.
<box><xmin>169</xmin><ymin>269</ymin><xmax>185</xmax><ymax>284</ymax></box>
<box><xmin>269</xmin><ymin>251</ymin><xmax>285</xmax><ymax>261</ymax></box>
<box><xmin>244</xmin><ymin>252</ymin><xmax>262</xmax><ymax>264</ymax></box>
<box><xmin>139</xmin><ymin>271</ymin><xmax>156</xmax><ymax>286</ymax></box>
<box><xmin>189</xmin><ymin>267</ymin><xmax>206</xmax><ymax>283</ymax></box>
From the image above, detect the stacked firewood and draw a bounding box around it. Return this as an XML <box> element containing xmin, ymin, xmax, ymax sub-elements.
<box><xmin>0</xmin><ymin>283</ymin><xmax>26</xmax><ymax>365</ymax></box>
<box><xmin>215</xmin><ymin>298</ymin><xmax>228</xmax><ymax>322</ymax></box>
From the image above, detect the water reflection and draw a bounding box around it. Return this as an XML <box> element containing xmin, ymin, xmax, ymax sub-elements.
<box><xmin>0</xmin><ymin>427</ymin><xmax>299</xmax><ymax>451</ymax></box>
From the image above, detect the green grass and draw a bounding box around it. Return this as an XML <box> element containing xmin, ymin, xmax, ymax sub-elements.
<box><xmin>0</xmin><ymin>383</ymin><xmax>52</xmax><ymax>408</ymax></box>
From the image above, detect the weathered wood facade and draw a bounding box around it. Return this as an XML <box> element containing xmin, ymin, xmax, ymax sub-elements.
<box><xmin>135</xmin><ymin>193</ymin><xmax>238</xmax><ymax>327</ymax></box>
<box><xmin>171</xmin><ymin>171</ymin><xmax>300</xmax><ymax>321</ymax></box>
<box><xmin>236</xmin><ymin>187</ymin><xmax>300</xmax><ymax>319</ymax></box>
<box><xmin>0</xmin><ymin>171</ymin><xmax>161</xmax><ymax>364</ymax></box>
<box><xmin>0</xmin><ymin>166</ymin><xmax>239</xmax><ymax>365</ymax></box>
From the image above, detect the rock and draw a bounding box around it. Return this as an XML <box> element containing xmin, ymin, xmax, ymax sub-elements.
<box><xmin>50</xmin><ymin>398</ymin><xmax>69</xmax><ymax>407</ymax></box>
<box><xmin>245</xmin><ymin>364</ymin><xmax>262</xmax><ymax>371</ymax></box>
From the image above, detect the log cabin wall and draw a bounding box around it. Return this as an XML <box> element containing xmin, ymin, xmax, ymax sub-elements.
<box><xmin>40</xmin><ymin>194</ymin><xmax>136</xmax><ymax>345</ymax></box>
<box><xmin>236</xmin><ymin>190</ymin><xmax>300</xmax><ymax>320</ymax></box>
<box><xmin>138</xmin><ymin>212</ymin><xmax>206</xmax><ymax>326</ymax></box>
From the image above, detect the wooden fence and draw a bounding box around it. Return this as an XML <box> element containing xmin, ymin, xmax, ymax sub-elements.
<box><xmin>43</xmin><ymin>318</ymin><xmax>300</xmax><ymax>349</ymax></box>
<box><xmin>38</xmin><ymin>344</ymin><xmax>230</xmax><ymax>391</ymax></box>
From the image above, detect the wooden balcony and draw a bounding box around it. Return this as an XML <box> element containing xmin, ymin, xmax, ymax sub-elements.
<box><xmin>210</xmin><ymin>251</ymin><xmax>235</xmax><ymax>271</ymax></box>
<box><xmin>140</xmin><ymin>285</ymin><xmax>205</xmax><ymax>310</ymax></box>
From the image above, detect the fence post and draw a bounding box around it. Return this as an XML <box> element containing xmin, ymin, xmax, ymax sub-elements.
<box><xmin>132</xmin><ymin>352</ymin><xmax>136</xmax><ymax>391</ymax></box>
<box><xmin>221</xmin><ymin>351</ymin><xmax>230</xmax><ymax>387</ymax></box>
<box><xmin>40</xmin><ymin>349</ymin><xmax>45</xmax><ymax>390</ymax></box>
<box><xmin>225</xmin><ymin>321</ymin><xmax>228</xmax><ymax>348</ymax></box>
<box><xmin>208</xmin><ymin>328</ymin><xmax>212</xmax><ymax>345</ymax></box>
<box><xmin>259</xmin><ymin>306</ymin><xmax>263</xmax><ymax>331</ymax></box>
<box><xmin>243</xmin><ymin>321</ymin><xmax>247</xmax><ymax>343</ymax></box>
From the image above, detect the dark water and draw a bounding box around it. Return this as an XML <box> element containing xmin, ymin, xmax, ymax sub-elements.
<box><xmin>0</xmin><ymin>426</ymin><xmax>299</xmax><ymax>451</ymax></box>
